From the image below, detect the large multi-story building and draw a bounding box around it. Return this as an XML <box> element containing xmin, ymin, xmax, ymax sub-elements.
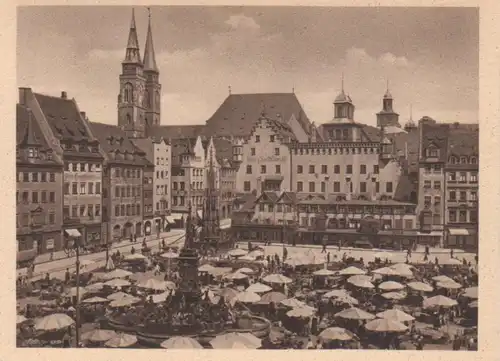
<box><xmin>443</xmin><ymin>124</ymin><xmax>479</xmax><ymax>250</ymax></box>
<box><xmin>16</xmin><ymin>104</ymin><xmax>64</xmax><ymax>264</ymax></box>
<box><xmin>235</xmin><ymin>110</ymin><xmax>296</xmax><ymax>194</ymax></box>
<box><xmin>89</xmin><ymin>122</ymin><xmax>152</xmax><ymax>241</ymax></box>
<box><xmin>133</xmin><ymin>137</ymin><xmax>172</xmax><ymax>232</ymax></box>
<box><xmin>19</xmin><ymin>88</ymin><xmax>104</xmax><ymax>247</ymax></box>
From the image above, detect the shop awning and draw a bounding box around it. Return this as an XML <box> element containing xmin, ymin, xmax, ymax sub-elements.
<box><xmin>166</xmin><ymin>216</ymin><xmax>176</xmax><ymax>224</ymax></box>
<box><xmin>65</xmin><ymin>229</ymin><xmax>82</xmax><ymax>238</ymax></box>
<box><xmin>171</xmin><ymin>213</ymin><xmax>183</xmax><ymax>220</ymax></box>
<box><xmin>416</xmin><ymin>231</ymin><xmax>442</xmax><ymax>237</ymax></box>
<box><xmin>220</xmin><ymin>218</ymin><xmax>232</xmax><ymax>230</ymax></box>
<box><xmin>197</xmin><ymin>210</ymin><xmax>203</xmax><ymax>219</ymax></box>
<box><xmin>448</xmin><ymin>228</ymin><xmax>470</xmax><ymax>236</ymax></box>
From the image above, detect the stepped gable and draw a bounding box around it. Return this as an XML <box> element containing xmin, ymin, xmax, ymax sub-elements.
<box><xmin>204</xmin><ymin>93</ymin><xmax>312</xmax><ymax>138</ymax></box>
<box><xmin>89</xmin><ymin>122</ymin><xmax>152</xmax><ymax>166</ymax></box>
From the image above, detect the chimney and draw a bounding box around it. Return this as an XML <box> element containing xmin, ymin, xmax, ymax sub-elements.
<box><xmin>18</xmin><ymin>87</ymin><xmax>30</xmax><ymax>106</ymax></box>
<box><xmin>61</xmin><ymin>91</ymin><xmax>67</xmax><ymax>99</ymax></box>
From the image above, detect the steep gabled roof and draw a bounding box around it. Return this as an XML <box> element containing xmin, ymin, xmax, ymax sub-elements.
<box><xmin>204</xmin><ymin>93</ymin><xmax>311</xmax><ymax>138</ymax></box>
<box><xmin>89</xmin><ymin>122</ymin><xmax>152</xmax><ymax>166</ymax></box>
<box><xmin>34</xmin><ymin>93</ymin><xmax>94</xmax><ymax>142</ymax></box>
<box><xmin>149</xmin><ymin>124</ymin><xmax>205</xmax><ymax>141</ymax></box>
<box><xmin>277</xmin><ymin>191</ymin><xmax>297</xmax><ymax>204</ymax></box>
<box><xmin>421</xmin><ymin>120</ymin><xmax>449</xmax><ymax>162</ymax></box>
<box><xmin>255</xmin><ymin>191</ymin><xmax>279</xmax><ymax>204</ymax></box>
<box><xmin>447</xmin><ymin>123</ymin><xmax>479</xmax><ymax>158</ymax></box>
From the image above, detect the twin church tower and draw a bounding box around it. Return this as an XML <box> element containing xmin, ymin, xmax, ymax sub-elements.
<box><xmin>118</xmin><ymin>9</ymin><xmax>161</xmax><ymax>138</ymax></box>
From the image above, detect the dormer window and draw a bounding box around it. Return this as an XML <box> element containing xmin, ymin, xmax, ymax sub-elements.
<box><xmin>470</xmin><ymin>156</ymin><xmax>477</xmax><ymax>164</ymax></box>
<box><xmin>449</xmin><ymin>156</ymin><xmax>457</xmax><ymax>164</ymax></box>
<box><xmin>460</xmin><ymin>156</ymin><xmax>467</xmax><ymax>164</ymax></box>
<box><xmin>28</xmin><ymin>147</ymin><xmax>39</xmax><ymax>159</ymax></box>
<box><xmin>426</xmin><ymin>146</ymin><xmax>439</xmax><ymax>158</ymax></box>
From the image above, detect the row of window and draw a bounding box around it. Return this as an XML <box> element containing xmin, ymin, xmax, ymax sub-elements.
<box><xmin>156</xmin><ymin>170</ymin><xmax>168</xmax><ymax>179</ymax></box>
<box><xmin>296</xmin><ymin>181</ymin><xmax>393</xmax><ymax>194</ymax></box>
<box><xmin>297</xmin><ymin>164</ymin><xmax>378</xmax><ymax>175</ymax></box>
<box><xmin>296</xmin><ymin>204</ymin><xmax>414</xmax><ymax>214</ymax></box>
<box><xmin>172</xmin><ymin>182</ymin><xmax>186</xmax><ymax>191</ymax></box>
<box><xmin>156</xmin><ymin>200</ymin><xmax>169</xmax><ymax>211</ymax></box>
<box><xmin>246</xmin><ymin>164</ymin><xmax>281</xmax><ymax>175</ymax></box>
<box><xmin>114</xmin><ymin>204</ymin><xmax>141</xmax><ymax>217</ymax></box>
<box><xmin>423</xmin><ymin>165</ymin><xmax>442</xmax><ymax>174</ymax></box>
<box><xmin>172</xmin><ymin>196</ymin><xmax>186</xmax><ymax>207</ymax></box>
<box><xmin>423</xmin><ymin>180</ymin><xmax>441</xmax><ymax>190</ymax></box>
<box><xmin>192</xmin><ymin>169</ymin><xmax>204</xmax><ymax>177</ymax></box>
<box><xmin>17</xmin><ymin>212</ymin><xmax>56</xmax><ymax>227</ymax></box>
<box><xmin>298</xmin><ymin>217</ymin><xmax>415</xmax><ymax>230</ymax></box>
<box><xmin>155</xmin><ymin>157</ymin><xmax>170</xmax><ymax>166</ymax></box>
<box><xmin>64</xmin><ymin>182</ymin><xmax>101</xmax><ymax>195</ymax></box>
<box><xmin>17</xmin><ymin>190</ymin><xmax>56</xmax><ymax>204</ymax></box>
<box><xmin>250</xmin><ymin>147</ymin><xmax>281</xmax><ymax>157</ymax></box>
<box><xmin>448</xmin><ymin>156</ymin><xmax>478</xmax><ymax>165</ymax></box>
<box><xmin>156</xmin><ymin>185</ymin><xmax>168</xmax><ymax>196</ymax></box>
<box><xmin>114</xmin><ymin>185</ymin><xmax>141</xmax><ymax>198</ymax></box>
<box><xmin>449</xmin><ymin>209</ymin><xmax>478</xmax><ymax>223</ymax></box>
<box><xmin>254</xmin><ymin>135</ymin><xmax>276</xmax><ymax>143</ymax></box>
<box><xmin>449</xmin><ymin>190</ymin><xmax>478</xmax><ymax>202</ymax></box>
<box><xmin>327</xmin><ymin>129</ymin><xmax>350</xmax><ymax>140</ymax></box>
<box><xmin>448</xmin><ymin>172</ymin><xmax>478</xmax><ymax>183</ymax></box>
<box><xmin>17</xmin><ymin>172</ymin><xmax>56</xmax><ymax>183</ymax></box>
<box><xmin>114</xmin><ymin>168</ymin><xmax>141</xmax><ymax>179</ymax></box>
<box><xmin>191</xmin><ymin>182</ymin><xmax>205</xmax><ymax>190</ymax></box>
<box><xmin>63</xmin><ymin>204</ymin><xmax>101</xmax><ymax>218</ymax></box>
<box><xmin>292</xmin><ymin>147</ymin><xmax>379</xmax><ymax>156</ymax></box>
<box><xmin>65</xmin><ymin>162</ymin><xmax>101</xmax><ymax>173</ymax></box>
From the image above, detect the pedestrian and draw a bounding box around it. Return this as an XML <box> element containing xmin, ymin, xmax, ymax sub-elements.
<box><xmin>407</xmin><ymin>247</ymin><xmax>412</xmax><ymax>258</ymax></box>
<box><xmin>450</xmin><ymin>248</ymin><xmax>454</xmax><ymax>259</ymax></box>
<box><xmin>327</xmin><ymin>252</ymin><xmax>331</xmax><ymax>264</ymax></box>
<box><xmin>49</xmin><ymin>251</ymin><xmax>54</xmax><ymax>261</ymax></box>
<box><xmin>321</xmin><ymin>239</ymin><xmax>327</xmax><ymax>254</ymax></box>
<box><xmin>65</xmin><ymin>268</ymin><xmax>70</xmax><ymax>284</ymax></box>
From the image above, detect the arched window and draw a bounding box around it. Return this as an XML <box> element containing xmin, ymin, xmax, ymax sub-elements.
<box><xmin>136</xmin><ymin>204</ymin><xmax>140</xmax><ymax>215</ymax></box>
<box><xmin>155</xmin><ymin>91</ymin><xmax>160</xmax><ymax>110</ymax></box>
<box><xmin>144</xmin><ymin>90</ymin><xmax>150</xmax><ymax>108</ymax></box>
<box><xmin>124</xmin><ymin>83</ymin><xmax>134</xmax><ymax>103</ymax></box>
<box><xmin>449</xmin><ymin>156</ymin><xmax>457</xmax><ymax>164</ymax></box>
<box><xmin>126</xmin><ymin>114</ymin><xmax>131</xmax><ymax>124</ymax></box>
<box><xmin>460</xmin><ymin>156</ymin><xmax>468</xmax><ymax>164</ymax></box>
<box><xmin>470</xmin><ymin>156</ymin><xmax>477</xmax><ymax>164</ymax></box>
<box><xmin>115</xmin><ymin>205</ymin><xmax>120</xmax><ymax>216</ymax></box>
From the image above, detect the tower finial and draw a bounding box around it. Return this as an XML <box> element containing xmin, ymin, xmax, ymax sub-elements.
<box><xmin>123</xmin><ymin>8</ymin><xmax>141</xmax><ymax>64</ymax></box>
<box><xmin>341</xmin><ymin>72</ymin><xmax>345</xmax><ymax>93</ymax></box>
<box><xmin>143</xmin><ymin>6</ymin><xmax>158</xmax><ymax>72</ymax></box>
<box><xmin>292</xmin><ymin>85</ymin><xmax>295</xmax><ymax>94</ymax></box>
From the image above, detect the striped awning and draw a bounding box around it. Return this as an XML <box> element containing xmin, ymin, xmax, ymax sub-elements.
<box><xmin>166</xmin><ymin>216</ymin><xmax>176</xmax><ymax>224</ymax></box>
<box><xmin>65</xmin><ymin>229</ymin><xmax>81</xmax><ymax>238</ymax></box>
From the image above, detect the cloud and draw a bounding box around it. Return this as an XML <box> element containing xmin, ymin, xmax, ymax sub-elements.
<box><xmin>379</xmin><ymin>52</ymin><xmax>410</xmax><ymax>67</ymax></box>
<box><xmin>224</xmin><ymin>14</ymin><xmax>260</xmax><ymax>31</ymax></box>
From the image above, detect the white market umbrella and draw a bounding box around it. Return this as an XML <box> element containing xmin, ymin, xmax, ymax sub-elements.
<box><xmin>82</xmin><ymin>296</ymin><xmax>109</xmax><ymax>304</ymax></box>
<box><xmin>263</xmin><ymin>274</ymin><xmax>293</xmax><ymax>284</ymax></box>
<box><xmin>348</xmin><ymin>278</ymin><xmax>375</xmax><ymax>289</ymax></box>
<box><xmin>335</xmin><ymin>307</ymin><xmax>375</xmax><ymax>320</ymax></box>
<box><xmin>381</xmin><ymin>292</ymin><xmax>407</xmax><ymax>301</ymax></box>
<box><xmin>104</xmin><ymin>278</ymin><xmax>131</xmax><ymax>288</ymax></box>
<box><xmin>226</xmin><ymin>272</ymin><xmax>248</xmax><ymax>280</ymax></box>
<box><xmin>239</xmin><ymin>255</ymin><xmax>256</xmax><ymax>261</ymax></box>
<box><xmin>102</xmin><ymin>269</ymin><xmax>133</xmax><ymax>280</ymax></box>
<box><xmin>246</xmin><ymin>282</ymin><xmax>272</xmax><ymax>293</ymax></box>
<box><xmin>234</xmin><ymin>290</ymin><xmax>261</xmax><ymax>304</ymax></box>
<box><xmin>313</xmin><ymin>269</ymin><xmax>335</xmax><ymax>276</ymax></box>
<box><xmin>407</xmin><ymin>282</ymin><xmax>434</xmax><ymax>292</ymax></box>
<box><xmin>86</xmin><ymin>282</ymin><xmax>105</xmax><ymax>292</ymax></box>
<box><xmin>34</xmin><ymin>313</ymin><xmax>74</xmax><ymax>331</ymax></box>
<box><xmin>161</xmin><ymin>336</ymin><xmax>203</xmax><ymax>349</ymax></box>
<box><xmin>338</xmin><ymin>266</ymin><xmax>366</xmax><ymax>276</ymax></box>
<box><xmin>124</xmin><ymin>253</ymin><xmax>146</xmax><ymax>261</ymax></box>
<box><xmin>376</xmin><ymin>309</ymin><xmax>415</xmax><ymax>322</ymax></box>
<box><xmin>463</xmin><ymin>286</ymin><xmax>478</xmax><ymax>299</ymax></box>
<box><xmin>373</xmin><ymin>267</ymin><xmax>399</xmax><ymax>276</ymax></box>
<box><xmin>280</xmin><ymin>298</ymin><xmax>306</xmax><ymax>308</ymax></box>
<box><xmin>437</xmin><ymin>281</ymin><xmax>462</xmax><ymax>290</ymax></box>
<box><xmin>109</xmin><ymin>296</ymin><xmax>141</xmax><ymax>308</ymax></box>
<box><xmin>390</xmin><ymin>263</ymin><xmax>414</xmax><ymax>277</ymax></box>
<box><xmin>105</xmin><ymin>333</ymin><xmax>137</xmax><ymax>348</ymax></box>
<box><xmin>227</xmin><ymin>248</ymin><xmax>248</xmax><ymax>257</ymax></box>
<box><xmin>365</xmin><ymin>318</ymin><xmax>408</xmax><ymax>332</ymax></box>
<box><xmin>237</xmin><ymin>267</ymin><xmax>255</xmax><ymax>274</ymax></box>
<box><xmin>151</xmin><ymin>291</ymin><xmax>172</xmax><ymax>304</ymax></box>
<box><xmin>248</xmin><ymin>249</ymin><xmax>264</xmax><ymax>258</ymax></box>
<box><xmin>107</xmin><ymin>291</ymin><xmax>131</xmax><ymax>301</ymax></box>
<box><xmin>82</xmin><ymin>329</ymin><xmax>117</xmax><ymax>342</ymax></box>
<box><xmin>160</xmin><ymin>251</ymin><xmax>179</xmax><ymax>259</ymax></box>
<box><xmin>138</xmin><ymin>278</ymin><xmax>169</xmax><ymax>291</ymax></box>
<box><xmin>210</xmin><ymin>332</ymin><xmax>261</xmax><ymax>349</ymax></box>
<box><xmin>319</xmin><ymin>327</ymin><xmax>355</xmax><ymax>341</ymax></box>
<box><xmin>198</xmin><ymin>264</ymin><xmax>215</xmax><ymax>272</ymax></box>
<box><xmin>323</xmin><ymin>289</ymin><xmax>350</xmax><ymax>299</ymax></box>
<box><xmin>378</xmin><ymin>281</ymin><xmax>405</xmax><ymax>291</ymax></box>
<box><xmin>287</xmin><ymin>306</ymin><xmax>315</xmax><ymax>318</ymax></box>
<box><xmin>432</xmin><ymin>275</ymin><xmax>455</xmax><ymax>283</ymax></box>
<box><xmin>423</xmin><ymin>295</ymin><xmax>458</xmax><ymax>308</ymax></box>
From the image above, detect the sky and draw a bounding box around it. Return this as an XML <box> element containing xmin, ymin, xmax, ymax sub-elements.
<box><xmin>17</xmin><ymin>6</ymin><xmax>479</xmax><ymax>127</ymax></box>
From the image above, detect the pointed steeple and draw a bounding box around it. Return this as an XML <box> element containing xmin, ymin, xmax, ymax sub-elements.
<box><xmin>384</xmin><ymin>78</ymin><xmax>392</xmax><ymax>99</ymax></box>
<box><xmin>143</xmin><ymin>7</ymin><xmax>158</xmax><ymax>72</ymax></box>
<box><xmin>123</xmin><ymin>8</ymin><xmax>142</xmax><ymax>64</ymax></box>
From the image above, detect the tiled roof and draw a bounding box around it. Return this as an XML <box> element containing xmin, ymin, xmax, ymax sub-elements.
<box><xmin>234</xmin><ymin>193</ymin><xmax>258</xmax><ymax>212</ymax></box>
<box><xmin>130</xmin><ymin>138</ymin><xmax>154</xmax><ymax>163</ymax></box>
<box><xmin>393</xmin><ymin>174</ymin><xmax>416</xmax><ymax>203</ymax></box>
<box><xmin>277</xmin><ymin>191</ymin><xmax>297</xmax><ymax>204</ymax></box>
<box><xmin>34</xmin><ymin>93</ymin><xmax>95</xmax><ymax>142</ymax></box>
<box><xmin>447</xmin><ymin>123</ymin><xmax>479</xmax><ymax>158</ymax></box>
<box><xmin>204</xmin><ymin>93</ymin><xmax>311</xmax><ymax>138</ymax></box>
<box><xmin>16</xmin><ymin>104</ymin><xmax>61</xmax><ymax>166</ymax></box>
<box><xmin>89</xmin><ymin>122</ymin><xmax>152</xmax><ymax>166</ymax></box>
<box><xmin>171</xmin><ymin>138</ymin><xmax>193</xmax><ymax>165</ymax></box>
<box><xmin>149</xmin><ymin>125</ymin><xmax>205</xmax><ymax>141</ymax></box>
<box><xmin>420</xmin><ymin>119</ymin><xmax>449</xmax><ymax>162</ymax></box>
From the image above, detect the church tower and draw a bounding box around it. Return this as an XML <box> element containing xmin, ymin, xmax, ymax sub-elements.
<box><xmin>143</xmin><ymin>8</ymin><xmax>161</xmax><ymax>134</ymax></box>
<box><xmin>118</xmin><ymin>9</ymin><xmax>147</xmax><ymax>138</ymax></box>
<box><xmin>333</xmin><ymin>74</ymin><xmax>355</xmax><ymax>122</ymax></box>
<box><xmin>376</xmin><ymin>80</ymin><xmax>400</xmax><ymax>129</ymax></box>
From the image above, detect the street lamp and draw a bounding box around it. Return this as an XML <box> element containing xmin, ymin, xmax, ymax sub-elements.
<box><xmin>64</xmin><ymin>233</ymin><xmax>81</xmax><ymax>348</ymax></box>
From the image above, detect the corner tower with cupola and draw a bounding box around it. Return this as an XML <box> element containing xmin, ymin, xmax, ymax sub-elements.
<box><xmin>376</xmin><ymin>80</ymin><xmax>400</xmax><ymax>129</ymax></box>
<box><xmin>143</xmin><ymin>8</ymin><xmax>161</xmax><ymax>133</ymax></box>
<box><xmin>118</xmin><ymin>9</ymin><xmax>147</xmax><ymax>138</ymax></box>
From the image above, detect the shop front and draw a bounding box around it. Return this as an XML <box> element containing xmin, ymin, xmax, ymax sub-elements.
<box><xmin>445</xmin><ymin>227</ymin><xmax>478</xmax><ymax>251</ymax></box>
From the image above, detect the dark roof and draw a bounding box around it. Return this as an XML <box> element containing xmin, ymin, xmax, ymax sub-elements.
<box><xmin>393</xmin><ymin>174</ymin><xmax>416</xmax><ymax>203</ymax></box>
<box><xmin>131</xmin><ymin>138</ymin><xmax>154</xmax><ymax>163</ymax></box>
<box><xmin>16</xmin><ymin>104</ymin><xmax>61</xmax><ymax>166</ymax></box>
<box><xmin>256</xmin><ymin>191</ymin><xmax>279</xmax><ymax>204</ymax></box>
<box><xmin>171</xmin><ymin>138</ymin><xmax>194</xmax><ymax>165</ymax></box>
<box><xmin>89</xmin><ymin>122</ymin><xmax>152</xmax><ymax>166</ymax></box>
<box><xmin>277</xmin><ymin>191</ymin><xmax>297</xmax><ymax>204</ymax></box>
<box><xmin>420</xmin><ymin>120</ymin><xmax>449</xmax><ymax>162</ymax></box>
<box><xmin>207</xmin><ymin>138</ymin><xmax>234</xmax><ymax>167</ymax></box>
<box><xmin>34</xmin><ymin>93</ymin><xmax>95</xmax><ymax>142</ymax></box>
<box><xmin>149</xmin><ymin>125</ymin><xmax>205</xmax><ymax>141</ymax></box>
<box><xmin>234</xmin><ymin>193</ymin><xmax>258</xmax><ymax>212</ymax></box>
<box><xmin>204</xmin><ymin>93</ymin><xmax>311</xmax><ymax>138</ymax></box>
<box><xmin>447</xmin><ymin>123</ymin><xmax>479</xmax><ymax>158</ymax></box>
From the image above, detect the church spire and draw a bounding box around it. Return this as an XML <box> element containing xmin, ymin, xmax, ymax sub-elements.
<box><xmin>123</xmin><ymin>8</ymin><xmax>142</xmax><ymax>64</ymax></box>
<box><xmin>143</xmin><ymin>7</ymin><xmax>158</xmax><ymax>72</ymax></box>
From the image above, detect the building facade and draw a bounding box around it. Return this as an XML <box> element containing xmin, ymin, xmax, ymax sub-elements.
<box><xmin>16</xmin><ymin>105</ymin><xmax>64</xmax><ymax>263</ymax></box>
<box><xmin>444</xmin><ymin>124</ymin><xmax>479</xmax><ymax>250</ymax></box>
<box><xmin>89</xmin><ymin>122</ymin><xmax>152</xmax><ymax>242</ymax></box>
<box><xmin>19</xmin><ymin>88</ymin><xmax>104</xmax><ymax>247</ymax></box>
<box><xmin>235</xmin><ymin>111</ymin><xmax>296</xmax><ymax>194</ymax></box>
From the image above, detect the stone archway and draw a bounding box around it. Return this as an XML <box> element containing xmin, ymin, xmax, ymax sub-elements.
<box><xmin>144</xmin><ymin>221</ymin><xmax>152</xmax><ymax>236</ymax></box>
<box><xmin>123</xmin><ymin>222</ymin><xmax>133</xmax><ymax>238</ymax></box>
<box><xmin>135</xmin><ymin>222</ymin><xmax>142</xmax><ymax>236</ymax></box>
<box><xmin>113</xmin><ymin>224</ymin><xmax>121</xmax><ymax>240</ymax></box>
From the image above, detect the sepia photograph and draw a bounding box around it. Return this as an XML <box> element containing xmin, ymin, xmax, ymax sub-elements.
<box><xmin>15</xmin><ymin>5</ymin><xmax>479</xmax><ymax>350</ymax></box>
